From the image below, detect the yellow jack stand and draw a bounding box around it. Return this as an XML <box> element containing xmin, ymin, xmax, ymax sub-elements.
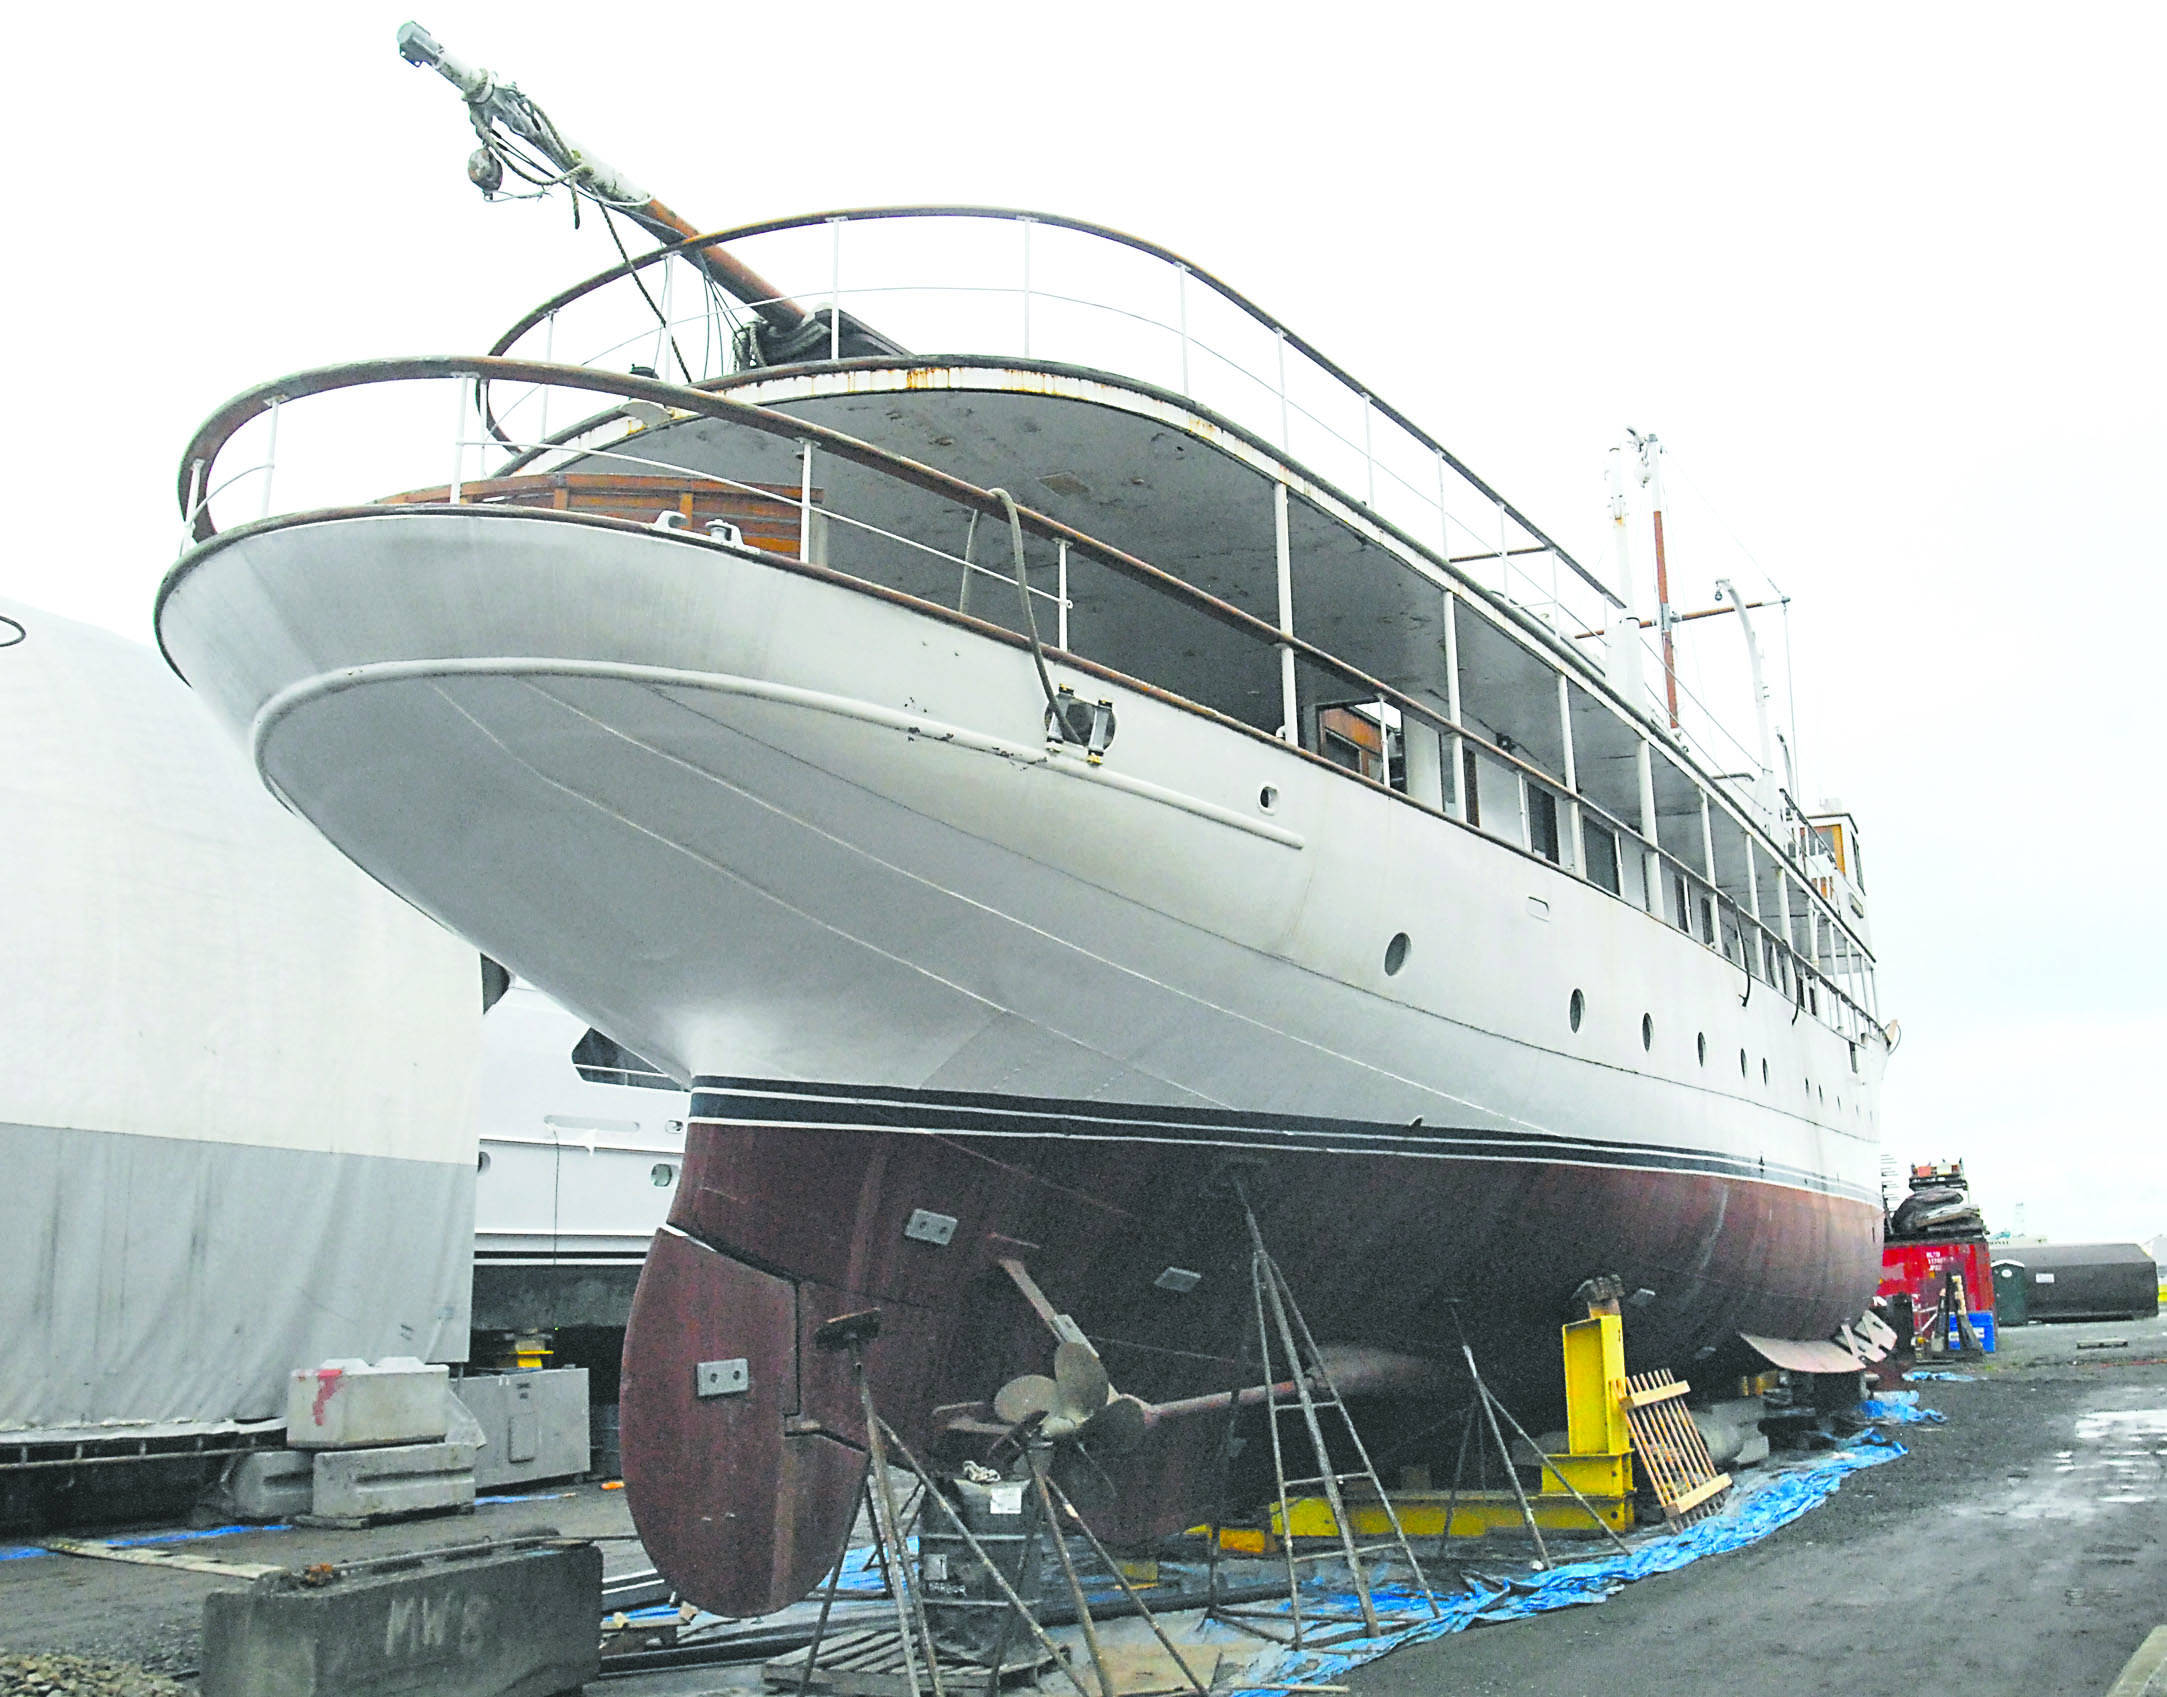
<box><xmin>1274</xmin><ymin>1310</ymin><xmax>1637</xmax><ymax>1541</ymax></box>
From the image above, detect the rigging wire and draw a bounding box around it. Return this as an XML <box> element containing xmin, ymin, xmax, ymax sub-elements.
<box><xmin>600</xmin><ymin>206</ymin><xmax>695</xmax><ymax>384</ymax></box>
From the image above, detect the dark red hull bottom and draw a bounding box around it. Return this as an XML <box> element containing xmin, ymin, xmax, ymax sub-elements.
<box><xmin>621</xmin><ymin>1100</ymin><xmax>1878</xmax><ymax>1617</ymax></box>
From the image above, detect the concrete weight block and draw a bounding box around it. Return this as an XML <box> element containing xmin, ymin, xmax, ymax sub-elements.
<box><xmin>453</xmin><ymin>1370</ymin><xmax>590</xmax><ymax>1488</ymax></box>
<box><xmin>231</xmin><ymin>1449</ymin><xmax>314</xmax><ymax>1522</ymax></box>
<box><xmin>288</xmin><ymin>1357</ymin><xmax>451</xmax><ymax>1450</ymax></box>
<box><xmin>311</xmin><ymin>1442</ymin><xmax>476</xmax><ymax>1521</ymax></box>
<box><xmin>201</xmin><ymin>1539</ymin><xmax>600</xmax><ymax>1697</ymax></box>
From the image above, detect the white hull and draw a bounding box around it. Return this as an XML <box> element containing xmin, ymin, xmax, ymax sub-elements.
<box><xmin>162</xmin><ymin>510</ymin><xmax>1880</xmax><ymax>1209</ymax></box>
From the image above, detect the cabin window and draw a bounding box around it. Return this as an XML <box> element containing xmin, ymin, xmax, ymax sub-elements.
<box><xmin>1316</xmin><ymin>705</ymin><xmax>1387</xmax><ymax>783</ymax></box>
<box><xmin>1461</xmin><ymin>744</ymin><xmax>1482</xmax><ymax>828</ymax></box>
<box><xmin>1529</xmin><ymin>789</ymin><xmax>1560</xmax><ymax>864</ymax></box>
<box><xmin>1582</xmin><ymin>823</ymin><xmax>1621</xmax><ymax>895</ymax></box>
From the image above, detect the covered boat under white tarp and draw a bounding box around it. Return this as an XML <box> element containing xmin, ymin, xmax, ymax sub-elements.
<box><xmin>0</xmin><ymin>598</ymin><xmax>480</xmax><ymax>1466</ymax></box>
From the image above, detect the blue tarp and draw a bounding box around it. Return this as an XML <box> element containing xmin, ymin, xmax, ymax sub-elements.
<box><xmin>1225</xmin><ymin>1432</ymin><xmax>1911</xmax><ymax>1694</ymax></box>
<box><xmin>1862</xmin><ymin>1400</ymin><xmax>1947</xmax><ymax>1425</ymax></box>
<box><xmin>1904</xmin><ymin>1370</ymin><xmax>1976</xmax><ymax>1382</ymax></box>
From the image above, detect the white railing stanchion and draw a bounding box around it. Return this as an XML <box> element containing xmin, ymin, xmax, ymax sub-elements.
<box><xmin>259</xmin><ymin>397</ymin><xmax>282</xmax><ymax>519</ymax></box>
<box><xmin>1274</xmin><ymin>481</ymin><xmax>1298</xmax><ymax>740</ymax></box>
<box><xmin>448</xmin><ymin>377</ymin><xmax>468</xmax><ymax>505</ymax></box>
<box><xmin>1275</xmin><ymin>328</ymin><xmax>1290</xmax><ymax>449</ymax></box>
<box><xmin>829</xmin><ymin>215</ymin><xmax>844</xmax><ymax>363</ymax></box>
<box><xmin>1020</xmin><ymin>216</ymin><xmax>1033</xmax><ymax>358</ymax></box>
<box><xmin>1362</xmin><ymin>393</ymin><xmax>1376</xmax><ymax>510</ymax></box>
<box><xmin>1176</xmin><ymin>264</ymin><xmax>1190</xmax><ymax>396</ymax></box>
<box><xmin>1444</xmin><ymin>589</ymin><xmax>1465</xmax><ymax>822</ymax></box>
<box><xmin>797</xmin><ymin>439</ymin><xmax>815</xmax><ymax>562</ymax></box>
<box><xmin>1056</xmin><ymin>539</ymin><xmax>1070</xmax><ymax>652</ymax></box>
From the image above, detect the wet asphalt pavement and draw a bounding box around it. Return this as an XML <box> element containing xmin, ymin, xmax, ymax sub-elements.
<box><xmin>1350</xmin><ymin>1311</ymin><xmax>2167</xmax><ymax>1697</ymax></box>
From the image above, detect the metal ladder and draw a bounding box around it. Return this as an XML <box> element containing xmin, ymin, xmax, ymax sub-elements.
<box><xmin>1235</xmin><ymin>1185</ymin><xmax>1440</xmax><ymax>1644</ymax></box>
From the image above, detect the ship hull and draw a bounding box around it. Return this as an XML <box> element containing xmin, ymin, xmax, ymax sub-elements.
<box><xmin>159</xmin><ymin>506</ymin><xmax>1885</xmax><ymax>1616</ymax></box>
<box><xmin>624</xmin><ymin>1085</ymin><xmax>1879</xmax><ymax>1615</ymax></box>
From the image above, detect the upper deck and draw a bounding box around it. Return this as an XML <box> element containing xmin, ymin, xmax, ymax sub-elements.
<box><xmin>166</xmin><ymin>209</ymin><xmax>1883</xmax><ymax>1055</ymax></box>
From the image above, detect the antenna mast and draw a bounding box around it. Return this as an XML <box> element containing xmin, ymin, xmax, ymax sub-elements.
<box><xmin>1631</xmin><ymin>431</ymin><xmax>1679</xmax><ymax>730</ymax></box>
<box><xmin>394</xmin><ymin>22</ymin><xmax>903</xmax><ymax>364</ymax></box>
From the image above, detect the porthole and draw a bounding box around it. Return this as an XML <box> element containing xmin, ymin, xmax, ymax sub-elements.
<box><xmin>1697</xmin><ymin>1032</ymin><xmax>1707</xmax><ymax>1067</ymax></box>
<box><xmin>476</xmin><ymin>1150</ymin><xmax>491</xmax><ymax>1174</ymax></box>
<box><xmin>1259</xmin><ymin>785</ymin><xmax>1280</xmax><ymax>813</ymax></box>
<box><xmin>1384</xmin><ymin>932</ymin><xmax>1411</xmax><ymax>976</ymax></box>
<box><xmin>1739</xmin><ymin>1048</ymin><xmax>1748</xmax><ymax>1077</ymax></box>
<box><xmin>1570</xmin><ymin>989</ymin><xmax>1585</xmax><ymax>1032</ymax></box>
<box><xmin>1817</xmin><ymin>1085</ymin><xmax>1825</xmax><ymax>1106</ymax></box>
<box><xmin>1641</xmin><ymin>1013</ymin><xmax>1654</xmax><ymax>1051</ymax></box>
<box><xmin>1761</xmin><ymin>1058</ymin><xmax>1769</xmax><ymax>1085</ymax></box>
<box><xmin>651</xmin><ymin>1162</ymin><xmax>677</xmax><ymax>1187</ymax></box>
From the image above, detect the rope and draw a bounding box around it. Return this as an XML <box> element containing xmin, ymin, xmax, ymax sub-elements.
<box><xmin>987</xmin><ymin>487</ymin><xmax>1073</xmax><ymax>741</ymax></box>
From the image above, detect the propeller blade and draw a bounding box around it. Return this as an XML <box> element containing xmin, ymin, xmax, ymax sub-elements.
<box><xmin>1052</xmin><ymin>1340</ymin><xmax>1111</xmax><ymax>1421</ymax></box>
<box><xmin>993</xmin><ymin>1373</ymin><xmax>1059</xmax><ymax>1427</ymax></box>
<box><xmin>1078</xmin><ymin>1393</ymin><xmax>1147</xmax><ymax>1456</ymax></box>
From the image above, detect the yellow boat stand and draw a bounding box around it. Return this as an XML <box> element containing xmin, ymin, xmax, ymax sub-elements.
<box><xmin>1264</xmin><ymin>1311</ymin><xmax>1639</xmax><ymax>1542</ymax></box>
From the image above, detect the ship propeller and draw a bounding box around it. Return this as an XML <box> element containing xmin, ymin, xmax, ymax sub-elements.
<box><xmin>992</xmin><ymin>1340</ymin><xmax>1148</xmax><ymax>1516</ymax></box>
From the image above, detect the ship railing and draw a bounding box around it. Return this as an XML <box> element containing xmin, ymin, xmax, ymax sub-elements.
<box><xmin>481</xmin><ymin>211</ymin><xmax>1786</xmax><ymax>808</ymax></box>
<box><xmin>482</xmin><ymin>210</ymin><xmax>1624</xmax><ymax>651</ymax></box>
<box><xmin>170</xmin><ymin>356</ymin><xmax>1880</xmax><ymax>1051</ymax></box>
<box><xmin>1423</xmin><ymin>721</ymin><xmax>1879</xmax><ymax>1058</ymax></box>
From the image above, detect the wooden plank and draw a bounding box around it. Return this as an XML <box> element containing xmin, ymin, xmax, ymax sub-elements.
<box><xmin>1668</xmin><ymin>1473</ymin><xmax>1733</xmax><ymax>1517</ymax></box>
<box><xmin>1625</xmin><ymin>1381</ymin><xmax>1691</xmax><ymax>1409</ymax></box>
<box><xmin>42</xmin><ymin>1536</ymin><xmax>284</xmax><ymax>1580</ymax></box>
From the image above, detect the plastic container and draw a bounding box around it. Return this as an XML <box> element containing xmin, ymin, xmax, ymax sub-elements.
<box><xmin>285</xmin><ymin>1356</ymin><xmax>451</xmax><ymax>1450</ymax></box>
<box><xmin>1946</xmin><ymin>1311</ymin><xmax>1997</xmax><ymax>1352</ymax></box>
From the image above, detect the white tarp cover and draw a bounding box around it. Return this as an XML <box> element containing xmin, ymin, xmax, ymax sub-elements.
<box><xmin>0</xmin><ymin>599</ymin><xmax>480</xmax><ymax>1436</ymax></box>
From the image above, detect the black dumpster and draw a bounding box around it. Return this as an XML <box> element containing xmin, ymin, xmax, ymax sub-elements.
<box><xmin>2004</xmin><ymin>1243</ymin><xmax>2159</xmax><ymax>1323</ymax></box>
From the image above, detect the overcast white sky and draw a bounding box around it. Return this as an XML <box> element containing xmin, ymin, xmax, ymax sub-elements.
<box><xmin>3</xmin><ymin>4</ymin><xmax>2159</xmax><ymax>1242</ymax></box>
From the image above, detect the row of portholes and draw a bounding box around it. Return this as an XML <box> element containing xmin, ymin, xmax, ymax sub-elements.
<box><xmin>1564</xmin><ymin>989</ymin><xmax>1860</xmax><ymax>1118</ymax></box>
<box><xmin>1566</xmin><ymin>989</ymin><xmax>1655</xmax><ymax>1054</ymax></box>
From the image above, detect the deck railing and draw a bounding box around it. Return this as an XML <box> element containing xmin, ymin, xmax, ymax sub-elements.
<box><xmin>485</xmin><ymin>212</ymin><xmax>1622</xmax><ymax>626</ymax></box>
<box><xmin>168</xmin><ymin>356</ymin><xmax>1881</xmax><ymax>1063</ymax></box>
<box><xmin>476</xmin><ymin>209</ymin><xmax>1794</xmax><ymax>812</ymax></box>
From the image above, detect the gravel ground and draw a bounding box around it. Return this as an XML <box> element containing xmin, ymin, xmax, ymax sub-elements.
<box><xmin>0</xmin><ymin>1652</ymin><xmax>188</xmax><ymax>1696</ymax></box>
<box><xmin>0</xmin><ymin>1482</ymin><xmax>642</xmax><ymax>1680</ymax></box>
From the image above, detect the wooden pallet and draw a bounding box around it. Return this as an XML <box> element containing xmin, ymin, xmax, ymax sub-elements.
<box><xmin>763</xmin><ymin>1627</ymin><xmax>1053</xmax><ymax>1696</ymax></box>
<box><xmin>1621</xmin><ymin>1370</ymin><xmax>1732</xmax><ymax>1526</ymax></box>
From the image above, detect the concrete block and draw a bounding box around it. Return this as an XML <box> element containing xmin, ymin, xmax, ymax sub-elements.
<box><xmin>311</xmin><ymin>1442</ymin><xmax>476</xmax><ymax>1521</ymax></box>
<box><xmin>287</xmin><ymin>1357</ymin><xmax>451</xmax><ymax>1451</ymax></box>
<box><xmin>201</xmin><ymin>1539</ymin><xmax>600</xmax><ymax>1697</ymax></box>
<box><xmin>453</xmin><ymin>1370</ymin><xmax>590</xmax><ymax>1489</ymax></box>
<box><xmin>231</xmin><ymin>1449</ymin><xmax>314</xmax><ymax>1522</ymax></box>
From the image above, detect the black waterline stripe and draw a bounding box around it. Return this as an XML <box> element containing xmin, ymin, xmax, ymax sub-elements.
<box><xmin>689</xmin><ymin>1078</ymin><xmax>1875</xmax><ymax>1205</ymax></box>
